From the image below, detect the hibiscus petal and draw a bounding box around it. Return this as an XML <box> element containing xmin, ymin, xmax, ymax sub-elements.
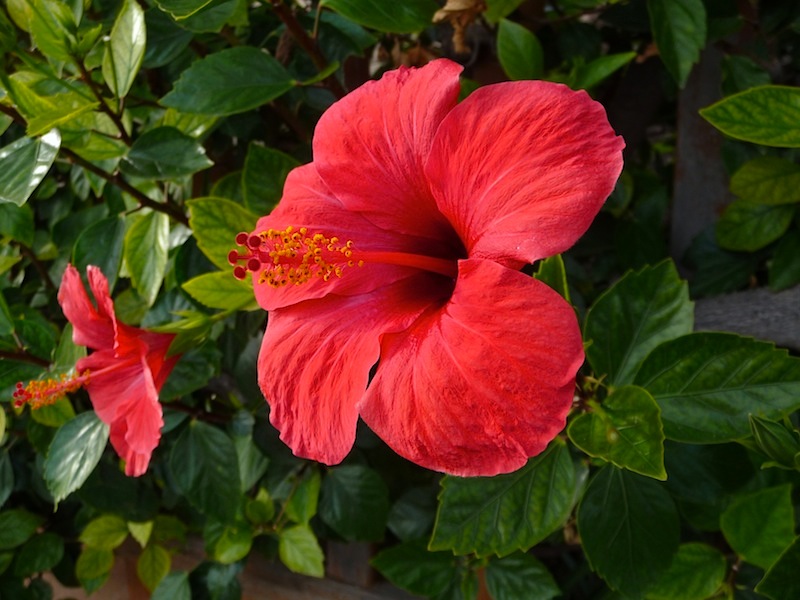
<box><xmin>251</xmin><ymin>165</ymin><xmax>437</xmax><ymax>311</ymax></box>
<box><xmin>427</xmin><ymin>81</ymin><xmax>624</xmax><ymax>266</ymax></box>
<box><xmin>259</xmin><ymin>274</ymin><xmax>444</xmax><ymax>465</ymax></box>
<box><xmin>78</xmin><ymin>347</ymin><xmax>162</xmax><ymax>476</ymax></box>
<box><xmin>313</xmin><ymin>59</ymin><xmax>463</xmax><ymax>242</ymax></box>
<box><xmin>359</xmin><ymin>259</ymin><xmax>583</xmax><ymax>477</ymax></box>
<box><xmin>58</xmin><ymin>264</ymin><xmax>115</xmax><ymax>350</ymax></box>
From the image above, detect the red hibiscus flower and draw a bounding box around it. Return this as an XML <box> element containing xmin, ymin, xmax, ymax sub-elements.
<box><xmin>14</xmin><ymin>264</ymin><xmax>178</xmax><ymax>477</ymax></box>
<box><xmin>230</xmin><ymin>59</ymin><xmax>624</xmax><ymax>476</ymax></box>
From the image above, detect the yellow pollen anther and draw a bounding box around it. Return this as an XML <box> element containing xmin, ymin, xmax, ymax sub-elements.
<box><xmin>14</xmin><ymin>371</ymin><xmax>89</xmax><ymax>410</ymax></box>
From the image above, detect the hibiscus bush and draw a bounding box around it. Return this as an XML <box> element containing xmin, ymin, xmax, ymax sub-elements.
<box><xmin>2</xmin><ymin>0</ymin><xmax>800</xmax><ymax>599</ymax></box>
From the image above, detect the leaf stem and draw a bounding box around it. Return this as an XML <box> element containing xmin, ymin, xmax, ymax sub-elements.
<box><xmin>76</xmin><ymin>61</ymin><xmax>133</xmax><ymax>146</ymax></box>
<box><xmin>269</xmin><ymin>0</ymin><xmax>347</xmax><ymax>99</ymax></box>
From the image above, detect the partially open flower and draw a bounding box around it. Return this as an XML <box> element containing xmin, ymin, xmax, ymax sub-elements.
<box><xmin>233</xmin><ymin>59</ymin><xmax>624</xmax><ymax>476</ymax></box>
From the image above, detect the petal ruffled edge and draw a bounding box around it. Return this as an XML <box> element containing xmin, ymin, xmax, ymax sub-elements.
<box><xmin>427</xmin><ymin>80</ymin><xmax>624</xmax><ymax>266</ymax></box>
<box><xmin>259</xmin><ymin>273</ymin><xmax>445</xmax><ymax>465</ymax></box>
<box><xmin>58</xmin><ymin>264</ymin><xmax>116</xmax><ymax>350</ymax></box>
<box><xmin>359</xmin><ymin>259</ymin><xmax>583</xmax><ymax>477</ymax></box>
<box><xmin>313</xmin><ymin>59</ymin><xmax>463</xmax><ymax>241</ymax></box>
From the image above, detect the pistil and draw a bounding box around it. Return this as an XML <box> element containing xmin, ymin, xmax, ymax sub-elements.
<box><xmin>14</xmin><ymin>370</ymin><xmax>90</xmax><ymax>409</ymax></box>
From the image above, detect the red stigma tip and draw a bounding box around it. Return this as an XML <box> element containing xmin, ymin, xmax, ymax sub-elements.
<box><xmin>247</xmin><ymin>235</ymin><xmax>262</xmax><ymax>249</ymax></box>
<box><xmin>233</xmin><ymin>266</ymin><xmax>247</xmax><ymax>280</ymax></box>
<box><xmin>235</xmin><ymin>232</ymin><xmax>249</xmax><ymax>245</ymax></box>
<box><xmin>228</xmin><ymin>250</ymin><xmax>240</xmax><ymax>266</ymax></box>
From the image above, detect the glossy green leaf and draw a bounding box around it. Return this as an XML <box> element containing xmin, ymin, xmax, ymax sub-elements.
<box><xmin>715</xmin><ymin>200</ymin><xmax>794</xmax><ymax>251</ymax></box>
<box><xmin>701</xmin><ymin>86</ymin><xmax>800</xmax><ymax>147</ymax></box>
<box><xmin>43</xmin><ymin>412</ymin><xmax>110</xmax><ymax>505</ymax></box>
<box><xmin>578</xmin><ymin>465</ymin><xmax>679</xmax><ymax>597</ymax></box>
<box><xmin>143</xmin><ymin>8</ymin><xmax>193</xmax><ymax>68</ymax></box>
<box><xmin>386</xmin><ymin>488</ymin><xmax>436</xmax><ymax>542</ymax></box>
<box><xmin>76</xmin><ymin>546</ymin><xmax>114</xmax><ymax>581</ymax></box>
<box><xmin>645</xmin><ymin>543</ymin><xmax>727</xmax><ymax>600</ymax></box>
<box><xmin>584</xmin><ymin>261</ymin><xmax>694</xmax><ymax>387</ymax></box>
<box><xmin>721</xmin><ymin>485</ymin><xmax>795</xmax><ymax>569</ymax></box>
<box><xmin>731</xmin><ymin>157</ymin><xmax>800</xmax><ymax>205</ymax></box>
<box><xmin>233</xmin><ymin>434</ymin><xmax>269</xmax><ymax>492</ymax></box>
<box><xmin>80</xmin><ymin>515</ymin><xmax>129</xmax><ymax>550</ymax></box>
<box><xmin>72</xmin><ymin>214</ymin><xmax>125</xmax><ymax>290</ymax></box>
<box><xmin>152</xmin><ymin>571</ymin><xmax>191</xmax><ymax>600</ymax></box>
<box><xmin>204</xmin><ymin>520</ymin><xmax>253</xmax><ymax>564</ymax></box>
<box><xmin>533</xmin><ymin>254</ymin><xmax>569</xmax><ymax>301</ymax></box>
<box><xmin>569</xmin><ymin>52</ymin><xmax>636</xmax><ymax>90</ymax></box>
<box><xmin>188</xmin><ymin>197</ymin><xmax>259</xmax><ymax>270</ymax></box>
<box><xmin>28</xmin><ymin>0</ymin><xmax>78</xmax><ymax>63</ymax></box>
<box><xmin>0</xmin><ymin>509</ymin><xmax>43</xmax><ymax>550</ymax></box>
<box><xmin>497</xmin><ymin>19</ymin><xmax>543</xmax><ymax>81</ymax></box>
<box><xmin>568</xmin><ymin>385</ymin><xmax>666</xmax><ymax>479</ymax></box>
<box><xmin>635</xmin><ymin>333</ymin><xmax>800</xmax><ymax>443</ymax></box>
<box><xmin>0</xmin><ymin>130</ymin><xmax>60</xmax><ymax>206</ymax></box>
<box><xmin>284</xmin><ymin>468</ymin><xmax>321</xmax><ymax>525</ymax></box>
<box><xmin>485</xmin><ymin>553</ymin><xmax>560</xmax><ymax>600</ymax></box>
<box><xmin>242</xmin><ymin>144</ymin><xmax>300</xmax><ymax>215</ymax></box>
<box><xmin>756</xmin><ymin>537</ymin><xmax>800</xmax><ymax>600</ymax></box>
<box><xmin>154</xmin><ymin>0</ymin><xmax>216</xmax><ymax>20</ymax></box>
<box><xmin>102</xmin><ymin>0</ymin><xmax>146</xmax><ymax>98</ymax></box>
<box><xmin>769</xmin><ymin>230</ymin><xmax>800</xmax><ymax>291</ymax></box>
<box><xmin>484</xmin><ymin>0</ymin><xmax>526</xmax><ymax>24</ymax></box>
<box><xmin>182</xmin><ymin>271</ymin><xmax>258</xmax><ymax>311</ymax></box>
<box><xmin>319</xmin><ymin>465</ymin><xmax>390</xmax><ymax>542</ymax></box>
<box><xmin>0</xmin><ymin>202</ymin><xmax>33</xmax><ymax>244</ymax></box>
<box><xmin>121</xmin><ymin>127</ymin><xmax>213</xmax><ymax>179</ymax></box>
<box><xmin>647</xmin><ymin>0</ymin><xmax>706</xmax><ymax>87</ymax></box>
<box><xmin>170</xmin><ymin>420</ymin><xmax>241</xmax><ymax>523</ymax></box>
<box><xmin>137</xmin><ymin>543</ymin><xmax>171</xmax><ymax>592</ymax></box>
<box><xmin>278</xmin><ymin>524</ymin><xmax>324</xmax><ymax>578</ymax></box>
<box><xmin>161</xmin><ymin>47</ymin><xmax>294</xmax><ymax>116</ymax></box>
<box><xmin>430</xmin><ymin>439</ymin><xmax>577</xmax><ymax>557</ymax></box>
<box><xmin>125</xmin><ymin>212</ymin><xmax>169</xmax><ymax>306</ymax></box>
<box><xmin>749</xmin><ymin>415</ymin><xmax>800</xmax><ymax>469</ymax></box>
<box><xmin>321</xmin><ymin>0</ymin><xmax>438</xmax><ymax>33</ymax></box>
<box><xmin>371</xmin><ymin>540</ymin><xmax>456</xmax><ymax>597</ymax></box>
<box><xmin>13</xmin><ymin>532</ymin><xmax>64</xmax><ymax>577</ymax></box>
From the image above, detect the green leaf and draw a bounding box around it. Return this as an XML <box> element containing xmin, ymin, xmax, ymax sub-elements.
<box><xmin>43</xmin><ymin>412</ymin><xmax>110</xmax><ymax>505</ymax></box>
<box><xmin>721</xmin><ymin>485</ymin><xmax>795</xmax><ymax>569</ymax></box>
<box><xmin>245</xmin><ymin>488</ymin><xmax>275</xmax><ymax>525</ymax></box>
<box><xmin>0</xmin><ymin>451</ymin><xmax>9</xmax><ymax>508</ymax></box>
<box><xmin>497</xmin><ymin>19</ymin><xmax>543</xmax><ymax>81</ymax></box>
<box><xmin>76</xmin><ymin>546</ymin><xmax>114</xmax><ymax>582</ymax></box>
<box><xmin>154</xmin><ymin>0</ymin><xmax>216</xmax><ymax>20</ymax></box>
<box><xmin>72</xmin><ymin>214</ymin><xmax>126</xmax><ymax>290</ymax></box>
<box><xmin>756</xmin><ymin>536</ymin><xmax>800</xmax><ymax>600</ymax></box>
<box><xmin>0</xmin><ymin>130</ymin><xmax>60</xmax><ymax>206</ymax></box>
<box><xmin>568</xmin><ymin>385</ymin><xmax>666</xmax><ymax>480</ymax></box>
<box><xmin>233</xmin><ymin>433</ymin><xmax>269</xmax><ymax>492</ymax></box>
<box><xmin>278</xmin><ymin>524</ymin><xmax>324</xmax><ymax>578</ymax></box>
<box><xmin>128</xmin><ymin>521</ymin><xmax>154</xmax><ymax>548</ymax></box>
<box><xmin>182</xmin><ymin>271</ymin><xmax>257</xmax><ymax>311</ymax></box>
<box><xmin>715</xmin><ymin>200</ymin><xmax>794</xmax><ymax>251</ymax></box>
<box><xmin>769</xmin><ymin>230</ymin><xmax>800</xmax><ymax>291</ymax></box>
<box><xmin>170</xmin><ymin>420</ymin><xmax>242</xmax><ymax>523</ymax></box>
<box><xmin>386</xmin><ymin>488</ymin><xmax>436</xmax><ymax>542</ymax></box>
<box><xmin>749</xmin><ymin>415</ymin><xmax>800</xmax><ymax>469</ymax></box>
<box><xmin>204</xmin><ymin>520</ymin><xmax>253</xmax><ymax>564</ymax></box>
<box><xmin>80</xmin><ymin>515</ymin><xmax>129</xmax><ymax>550</ymax></box>
<box><xmin>533</xmin><ymin>254</ymin><xmax>570</xmax><ymax>301</ymax></box>
<box><xmin>102</xmin><ymin>0</ymin><xmax>146</xmax><ymax>98</ymax></box>
<box><xmin>569</xmin><ymin>52</ymin><xmax>637</xmax><ymax>91</ymax></box>
<box><xmin>577</xmin><ymin>465</ymin><xmax>679</xmax><ymax>597</ymax></box>
<box><xmin>188</xmin><ymin>197</ymin><xmax>259</xmax><ymax>270</ymax></box>
<box><xmin>242</xmin><ymin>144</ymin><xmax>300</xmax><ymax>215</ymax></box>
<box><xmin>137</xmin><ymin>543</ymin><xmax>171</xmax><ymax>592</ymax></box>
<box><xmin>371</xmin><ymin>540</ymin><xmax>456</xmax><ymax>597</ymax></box>
<box><xmin>284</xmin><ymin>468</ymin><xmax>321</xmax><ymax>525</ymax></box>
<box><xmin>121</xmin><ymin>127</ymin><xmax>213</xmax><ymax>179</ymax></box>
<box><xmin>319</xmin><ymin>465</ymin><xmax>390</xmax><ymax>542</ymax></box>
<box><xmin>730</xmin><ymin>157</ymin><xmax>800</xmax><ymax>205</ymax></box>
<box><xmin>584</xmin><ymin>261</ymin><xmax>694</xmax><ymax>387</ymax></box>
<box><xmin>152</xmin><ymin>571</ymin><xmax>191</xmax><ymax>600</ymax></box>
<box><xmin>485</xmin><ymin>553</ymin><xmax>560</xmax><ymax>600</ymax></box>
<box><xmin>0</xmin><ymin>202</ymin><xmax>34</xmax><ymax>245</ymax></box>
<box><xmin>430</xmin><ymin>439</ymin><xmax>577</xmax><ymax>557</ymax></box>
<box><xmin>484</xmin><ymin>0</ymin><xmax>526</xmax><ymax>24</ymax></box>
<box><xmin>644</xmin><ymin>543</ymin><xmax>727</xmax><ymax>600</ymax></box>
<box><xmin>30</xmin><ymin>396</ymin><xmax>75</xmax><ymax>427</ymax></box>
<box><xmin>161</xmin><ymin>47</ymin><xmax>294</xmax><ymax>116</ymax></box>
<box><xmin>13</xmin><ymin>532</ymin><xmax>65</xmax><ymax>577</ymax></box>
<box><xmin>124</xmin><ymin>212</ymin><xmax>169</xmax><ymax>306</ymax></box>
<box><xmin>321</xmin><ymin>0</ymin><xmax>438</xmax><ymax>33</ymax></box>
<box><xmin>701</xmin><ymin>86</ymin><xmax>800</xmax><ymax>147</ymax></box>
<box><xmin>28</xmin><ymin>0</ymin><xmax>78</xmax><ymax>63</ymax></box>
<box><xmin>634</xmin><ymin>333</ymin><xmax>800</xmax><ymax>443</ymax></box>
<box><xmin>647</xmin><ymin>0</ymin><xmax>706</xmax><ymax>87</ymax></box>
<box><xmin>0</xmin><ymin>509</ymin><xmax>43</xmax><ymax>550</ymax></box>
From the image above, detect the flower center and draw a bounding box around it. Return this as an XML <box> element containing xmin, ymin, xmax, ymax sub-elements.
<box><xmin>14</xmin><ymin>370</ymin><xmax>90</xmax><ymax>409</ymax></box>
<box><xmin>229</xmin><ymin>226</ymin><xmax>458</xmax><ymax>287</ymax></box>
